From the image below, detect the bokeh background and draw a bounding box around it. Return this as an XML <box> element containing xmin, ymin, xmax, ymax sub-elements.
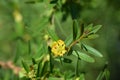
<box><xmin>0</xmin><ymin>0</ymin><xmax>120</xmax><ymax>80</ymax></box>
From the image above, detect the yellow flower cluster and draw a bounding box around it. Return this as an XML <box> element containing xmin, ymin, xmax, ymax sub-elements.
<box><xmin>51</xmin><ymin>40</ymin><xmax>66</xmax><ymax>57</ymax></box>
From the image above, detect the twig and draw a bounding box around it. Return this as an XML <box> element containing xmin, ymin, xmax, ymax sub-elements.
<box><xmin>0</xmin><ymin>61</ymin><xmax>21</xmax><ymax>75</ymax></box>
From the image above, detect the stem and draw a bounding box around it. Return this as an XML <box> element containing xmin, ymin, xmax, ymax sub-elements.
<box><xmin>75</xmin><ymin>51</ymin><xmax>79</xmax><ymax>77</ymax></box>
<box><xmin>50</xmin><ymin>53</ymin><xmax>53</xmax><ymax>73</ymax></box>
<box><xmin>76</xmin><ymin>56</ymin><xmax>79</xmax><ymax>77</ymax></box>
<box><xmin>59</xmin><ymin>57</ymin><xmax>63</xmax><ymax>66</ymax></box>
<box><xmin>68</xmin><ymin>34</ymin><xmax>85</xmax><ymax>51</ymax></box>
<box><xmin>48</xmin><ymin>46</ymin><xmax>53</xmax><ymax>73</ymax></box>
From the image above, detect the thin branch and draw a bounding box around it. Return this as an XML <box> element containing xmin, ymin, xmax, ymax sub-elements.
<box><xmin>0</xmin><ymin>61</ymin><xmax>21</xmax><ymax>75</ymax></box>
<box><xmin>67</xmin><ymin>34</ymin><xmax>85</xmax><ymax>51</ymax></box>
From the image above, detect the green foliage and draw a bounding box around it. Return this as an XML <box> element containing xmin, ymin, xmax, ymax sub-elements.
<box><xmin>73</xmin><ymin>51</ymin><xmax>95</xmax><ymax>63</ymax></box>
<box><xmin>96</xmin><ymin>65</ymin><xmax>110</xmax><ymax>80</ymax></box>
<box><xmin>65</xmin><ymin>34</ymin><xmax>73</xmax><ymax>47</ymax></box>
<box><xmin>1</xmin><ymin>0</ymin><xmax>117</xmax><ymax>80</ymax></box>
<box><xmin>79</xmin><ymin>74</ymin><xmax>85</xmax><ymax>80</ymax></box>
<box><xmin>73</xmin><ymin>20</ymin><xmax>79</xmax><ymax>41</ymax></box>
<box><xmin>47</xmin><ymin>29</ymin><xmax>59</xmax><ymax>41</ymax></box>
<box><xmin>83</xmin><ymin>44</ymin><xmax>103</xmax><ymax>57</ymax></box>
<box><xmin>21</xmin><ymin>60</ymin><xmax>30</xmax><ymax>73</ymax></box>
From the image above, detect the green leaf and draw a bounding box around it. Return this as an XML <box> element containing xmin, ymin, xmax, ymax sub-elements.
<box><xmin>96</xmin><ymin>67</ymin><xmax>110</xmax><ymax>80</ymax></box>
<box><xmin>90</xmin><ymin>25</ymin><xmax>102</xmax><ymax>33</ymax></box>
<box><xmin>40</xmin><ymin>61</ymin><xmax>49</xmax><ymax>76</ymax></box>
<box><xmin>32</xmin><ymin>58</ymin><xmax>36</xmax><ymax>65</ymax></box>
<box><xmin>72</xmin><ymin>51</ymin><xmax>95</xmax><ymax>63</ymax></box>
<box><xmin>79</xmin><ymin>74</ymin><xmax>85</xmax><ymax>80</ymax></box>
<box><xmin>84</xmin><ymin>24</ymin><xmax>102</xmax><ymax>35</ymax></box>
<box><xmin>65</xmin><ymin>34</ymin><xmax>73</xmax><ymax>47</ymax></box>
<box><xmin>84</xmin><ymin>24</ymin><xmax>93</xmax><ymax>35</ymax></box>
<box><xmin>87</xmin><ymin>34</ymin><xmax>99</xmax><ymax>39</ymax></box>
<box><xmin>96</xmin><ymin>71</ymin><xmax>104</xmax><ymax>80</ymax></box>
<box><xmin>21</xmin><ymin>60</ymin><xmax>30</xmax><ymax>73</ymax></box>
<box><xmin>104</xmin><ymin>69</ymin><xmax>110</xmax><ymax>80</ymax></box>
<box><xmin>48</xmin><ymin>46</ymin><xmax>54</xmax><ymax>73</ymax></box>
<box><xmin>47</xmin><ymin>29</ymin><xmax>59</xmax><ymax>41</ymax></box>
<box><xmin>36</xmin><ymin>60</ymin><xmax>42</xmax><ymax>77</ymax></box>
<box><xmin>81</xmin><ymin>43</ymin><xmax>88</xmax><ymax>51</ymax></box>
<box><xmin>80</xmin><ymin>23</ymin><xmax>84</xmax><ymax>36</ymax></box>
<box><xmin>86</xmin><ymin>24</ymin><xmax>93</xmax><ymax>31</ymax></box>
<box><xmin>73</xmin><ymin>20</ymin><xmax>78</xmax><ymax>40</ymax></box>
<box><xmin>84</xmin><ymin>44</ymin><xmax>103</xmax><ymax>57</ymax></box>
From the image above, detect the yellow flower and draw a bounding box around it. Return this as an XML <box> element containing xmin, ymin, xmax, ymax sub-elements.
<box><xmin>51</xmin><ymin>40</ymin><xmax>66</xmax><ymax>57</ymax></box>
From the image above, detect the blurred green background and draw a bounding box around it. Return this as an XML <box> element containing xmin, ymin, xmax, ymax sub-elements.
<box><xmin>0</xmin><ymin>0</ymin><xmax>120</xmax><ymax>80</ymax></box>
